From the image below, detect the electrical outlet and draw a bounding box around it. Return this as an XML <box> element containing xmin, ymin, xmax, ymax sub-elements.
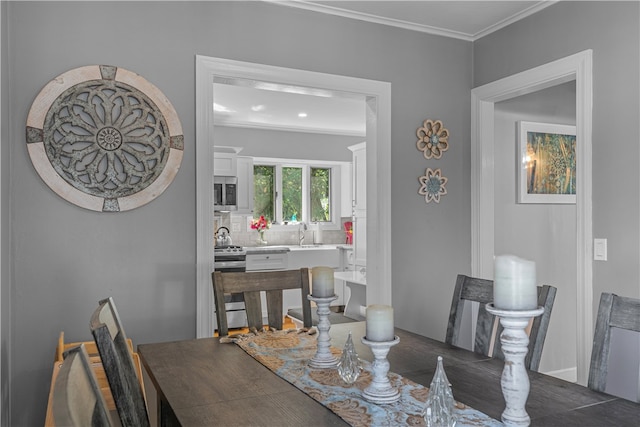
<box><xmin>231</xmin><ymin>222</ymin><xmax>241</xmax><ymax>233</ymax></box>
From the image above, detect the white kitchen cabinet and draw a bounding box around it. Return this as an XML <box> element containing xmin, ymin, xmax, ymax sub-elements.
<box><xmin>214</xmin><ymin>152</ymin><xmax>237</xmax><ymax>176</ymax></box>
<box><xmin>340</xmin><ymin>163</ymin><xmax>353</xmax><ymax>218</ymax></box>
<box><xmin>236</xmin><ymin>156</ymin><xmax>254</xmax><ymax>214</ymax></box>
<box><xmin>214</xmin><ymin>146</ymin><xmax>243</xmax><ymax>176</ymax></box>
<box><xmin>246</xmin><ymin>252</ymin><xmax>288</xmax><ymax>271</ymax></box>
<box><xmin>349</xmin><ymin>142</ymin><xmax>366</xmax><ymax>215</ymax></box>
<box><xmin>348</xmin><ymin>142</ymin><xmax>366</xmax><ymax>269</ymax></box>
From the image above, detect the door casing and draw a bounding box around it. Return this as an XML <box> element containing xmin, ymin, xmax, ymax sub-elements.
<box><xmin>471</xmin><ymin>50</ymin><xmax>593</xmax><ymax>384</ymax></box>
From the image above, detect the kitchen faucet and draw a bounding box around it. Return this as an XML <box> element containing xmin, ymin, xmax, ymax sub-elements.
<box><xmin>298</xmin><ymin>222</ymin><xmax>307</xmax><ymax>246</ymax></box>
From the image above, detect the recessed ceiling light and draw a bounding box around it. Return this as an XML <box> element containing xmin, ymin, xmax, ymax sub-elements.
<box><xmin>298</xmin><ymin>112</ymin><xmax>308</xmax><ymax>118</ymax></box>
<box><xmin>251</xmin><ymin>104</ymin><xmax>266</xmax><ymax>112</ymax></box>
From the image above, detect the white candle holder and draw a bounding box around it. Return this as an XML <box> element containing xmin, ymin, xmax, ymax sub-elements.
<box><xmin>486</xmin><ymin>303</ymin><xmax>544</xmax><ymax>427</ymax></box>
<box><xmin>308</xmin><ymin>294</ymin><xmax>339</xmax><ymax>368</ymax></box>
<box><xmin>361</xmin><ymin>336</ymin><xmax>401</xmax><ymax>404</ymax></box>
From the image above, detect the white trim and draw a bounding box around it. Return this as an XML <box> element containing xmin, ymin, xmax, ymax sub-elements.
<box><xmin>471</xmin><ymin>50</ymin><xmax>593</xmax><ymax>385</ymax></box>
<box><xmin>196</xmin><ymin>56</ymin><xmax>392</xmax><ymax>337</ymax></box>
<box><xmin>268</xmin><ymin>1</ymin><xmax>556</xmax><ymax>42</ymax></box>
<box><xmin>215</xmin><ymin>120</ymin><xmax>366</xmax><ymax>138</ymax></box>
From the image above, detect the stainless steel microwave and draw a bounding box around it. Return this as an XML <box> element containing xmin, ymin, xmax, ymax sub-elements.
<box><xmin>214</xmin><ymin>176</ymin><xmax>238</xmax><ymax>211</ymax></box>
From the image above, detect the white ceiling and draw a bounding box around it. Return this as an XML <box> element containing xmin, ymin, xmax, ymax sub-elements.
<box><xmin>213</xmin><ymin>1</ymin><xmax>556</xmax><ymax>136</ymax></box>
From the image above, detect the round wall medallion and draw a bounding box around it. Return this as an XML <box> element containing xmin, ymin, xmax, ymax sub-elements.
<box><xmin>26</xmin><ymin>65</ymin><xmax>184</xmax><ymax>212</ymax></box>
<box><xmin>418</xmin><ymin>167</ymin><xmax>448</xmax><ymax>203</ymax></box>
<box><xmin>416</xmin><ymin>119</ymin><xmax>449</xmax><ymax>160</ymax></box>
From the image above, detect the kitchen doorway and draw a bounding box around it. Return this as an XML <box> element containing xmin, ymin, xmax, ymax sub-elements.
<box><xmin>195</xmin><ymin>56</ymin><xmax>392</xmax><ymax>337</ymax></box>
<box><xmin>471</xmin><ymin>50</ymin><xmax>593</xmax><ymax>384</ymax></box>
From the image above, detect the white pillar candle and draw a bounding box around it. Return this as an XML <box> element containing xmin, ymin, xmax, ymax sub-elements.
<box><xmin>494</xmin><ymin>255</ymin><xmax>538</xmax><ymax>310</ymax></box>
<box><xmin>311</xmin><ymin>266</ymin><xmax>335</xmax><ymax>298</ymax></box>
<box><xmin>366</xmin><ymin>305</ymin><xmax>395</xmax><ymax>342</ymax></box>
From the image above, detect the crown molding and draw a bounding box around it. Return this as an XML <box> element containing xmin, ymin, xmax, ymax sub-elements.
<box><xmin>267</xmin><ymin>1</ymin><xmax>557</xmax><ymax>42</ymax></box>
<box><xmin>214</xmin><ymin>120</ymin><xmax>366</xmax><ymax>137</ymax></box>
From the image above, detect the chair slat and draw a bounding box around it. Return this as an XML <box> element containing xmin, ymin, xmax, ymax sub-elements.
<box><xmin>243</xmin><ymin>291</ymin><xmax>264</xmax><ymax>331</ymax></box>
<box><xmin>266</xmin><ymin>289</ymin><xmax>284</xmax><ymax>330</ymax></box>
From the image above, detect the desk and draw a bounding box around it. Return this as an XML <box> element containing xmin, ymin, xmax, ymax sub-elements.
<box><xmin>139</xmin><ymin>322</ymin><xmax>640</xmax><ymax>426</ymax></box>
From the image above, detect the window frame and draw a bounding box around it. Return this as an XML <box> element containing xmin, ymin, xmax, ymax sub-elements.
<box><xmin>252</xmin><ymin>157</ymin><xmax>346</xmax><ymax>231</ymax></box>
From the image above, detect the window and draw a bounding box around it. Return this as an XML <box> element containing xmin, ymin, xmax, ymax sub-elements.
<box><xmin>252</xmin><ymin>158</ymin><xmax>342</xmax><ymax>229</ymax></box>
<box><xmin>310</xmin><ymin>167</ymin><xmax>330</xmax><ymax>222</ymax></box>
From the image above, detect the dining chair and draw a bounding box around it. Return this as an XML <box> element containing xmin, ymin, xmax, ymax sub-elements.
<box><xmin>445</xmin><ymin>274</ymin><xmax>557</xmax><ymax>371</ymax></box>
<box><xmin>52</xmin><ymin>343</ymin><xmax>114</xmax><ymax>427</ymax></box>
<box><xmin>212</xmin><ymin>268</ymin><xmax>313</xmax><ymax>337</ymax></box>
<box><xmin>588</xmin><ymin>292</ymin><xmax>640</xmax><ymax>393</ymax></box>
<box><xmin>90</xmin><ymin>297</ymin><xmax>150</xmax><ymax>427</ymax></box>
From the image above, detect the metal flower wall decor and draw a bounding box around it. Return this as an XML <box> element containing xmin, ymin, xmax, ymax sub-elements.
<box><xmin>416</xmin><ymin>119</ymin><xmax>449</xmax><ymax>159</ymax></box>
<box><xmin>418</xmin><ymin>168</ymin><xmax>448</xmax><ymax>203</ymax></box>
<box><xmin>26</xmin><ymin>65</ymin><xmax>184</xmax><ymax>212</ymax></box>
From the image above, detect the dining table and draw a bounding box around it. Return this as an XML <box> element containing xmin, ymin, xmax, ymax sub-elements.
<box><xmin>138</xmin><ymin>321</ymin><xmax>640</xmax><ymax>426</ymax></box>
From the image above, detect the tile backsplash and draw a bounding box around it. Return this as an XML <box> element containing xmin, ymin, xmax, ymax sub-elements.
<box><xmin>214</xmin><ymin>212</ymin><xmax>351</xmax><ymax>247</ymax></box>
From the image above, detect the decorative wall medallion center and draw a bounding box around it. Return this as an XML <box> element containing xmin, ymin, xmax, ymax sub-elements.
<box><xmin>26</xmin><ymin>65</ymin><xmax>184</xmax><ymax>212</ymax></box>
<box><xmin>96</xmin><ymin>127</ymin><xmax>123</xmax><ymax>151</ymax></box>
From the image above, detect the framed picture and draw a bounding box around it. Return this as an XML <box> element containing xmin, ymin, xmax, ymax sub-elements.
<box><xmin>517</xmin><ymin>121</ymin><xmax>576</xmax><ymax>204</ymax></box>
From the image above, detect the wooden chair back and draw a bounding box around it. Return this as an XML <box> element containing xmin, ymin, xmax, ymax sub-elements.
<box><xmin>90</xmin><ymin>297</ymin><xmax>150</xmax><ymax>427</ymax></box>
<box><xmin>213</xmin><ymin>268</ymin><xmax>313</xmax><ymax>337</ymax></box>
<box><xmin>445</xmin><ymin>274</ymin><xmax>557</xmax><ymax>371</ymax></box>
<box><xmin>588</xmin><ymin>292</ymin><xmax>640</xmax><ymax>393</ymax></box>
<box><xmin>52</xmin><ymin>344</ymin><xmax>114</xmax><ymax>427</ymax></box>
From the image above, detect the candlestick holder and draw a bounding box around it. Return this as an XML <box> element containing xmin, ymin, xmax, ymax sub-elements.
<box><xmin>486</xmin><ymin>303</ymin><xmax>544</xmax><ymax>427</ymax></box>
<box><xmin>361</xmin><ymin>335</ymin><xmax>400</xmax><ymax>404</ymax></box>
<box><xmin>308</xmin><ymin>294</ymin><xmax>339</xmax><ymax>368</ymax></box>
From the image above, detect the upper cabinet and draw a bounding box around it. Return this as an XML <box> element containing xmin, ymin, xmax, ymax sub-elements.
<box><xmin>348</xmin><ymin>142</ymin><xmax>366</xmax><ymax>268</ymax></box>
<box><xmin>236</xmin><ymin>156</ymin><xmax>254</xmax><ymax>214</ymax></box>
<box><xmin>349</xmin><ymin>142</ymin><xmax>366</xmax><ymax>215</ymax></box>
<box><xmin>340</xmin><ymin>163</ymin><xmax>353</xmax><ymax>218</ymax></box>
<box><xmin>213</xmin><ymin>146</ymin><xmax>243</xmax><ymax>176</ymax></box>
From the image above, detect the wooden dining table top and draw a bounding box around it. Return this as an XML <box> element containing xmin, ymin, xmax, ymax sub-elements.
<box><xmin>138</xmin><ymin>321</ymin><xmax>640</xmax><ymax>426</ymax></box>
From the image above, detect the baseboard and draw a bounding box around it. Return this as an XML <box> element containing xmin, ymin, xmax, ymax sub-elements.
<box><xmin>542</xmin><ymin>366</ymin><xmax>578</xmax><ymax>383</ymax></box>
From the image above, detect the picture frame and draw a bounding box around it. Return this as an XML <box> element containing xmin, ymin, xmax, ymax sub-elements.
<box><xmin>517</xmin><ymin>121</ymin><xmax>576</xmax><ymax>204</ymax></box>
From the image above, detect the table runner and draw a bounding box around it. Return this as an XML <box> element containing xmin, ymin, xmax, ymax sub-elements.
<box><xmin>232</xmin><ymin>330</ymin><xmax>502</xmax><ymax>427</ymax></box>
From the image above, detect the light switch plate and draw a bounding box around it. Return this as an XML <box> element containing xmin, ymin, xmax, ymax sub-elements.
<box><xmin>594</xmin><ymin>238</ymin><xmax>607</xmax><ymax>261</ymax></box>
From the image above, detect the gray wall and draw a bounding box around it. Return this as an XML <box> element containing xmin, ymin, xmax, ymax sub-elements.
<box><xmin>214</xmin><ymin>126</ymin><xmax>361</xmax><ymax>161</ymax></box>
<box><xmin>474</xmin><ymin>1</ymin><xmax>640</xmax><ymax>399</ymax></box>
<box><xmin>1</xmin><ymin>2</ymin><xmax>9</xmax><ymax>426</ymax></box>
<box><xmin>4</xmin><ymin>1</ymin><xmax>471</xmax><ymax>424</ymax></box>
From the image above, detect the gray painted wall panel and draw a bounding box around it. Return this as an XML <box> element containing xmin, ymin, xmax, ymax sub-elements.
<box><xmin>214</xmin><ymin>126</ymin><xmax>361</xmax><ymax>161</ymax></box>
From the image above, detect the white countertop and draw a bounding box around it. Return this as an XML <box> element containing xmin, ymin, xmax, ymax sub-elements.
<box><xmin>244</xmin><ymin>246</ymin><xmax>290</xmax><ymax>254</ymax></box>
<box><xmin>334</xmin><ymin>270</ymin><xmax>367</xmax><ymax>286</ymax></box>
<box><xmin>245</xmin><ymin>244</ymin><xmax>341</xmax><ymax>253</ymax></box>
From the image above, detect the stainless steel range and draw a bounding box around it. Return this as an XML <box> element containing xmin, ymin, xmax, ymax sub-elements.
<box><xmin>214</xmin><ymin>245</ymin><xmax>247</xmax><ymax>329</ymax></box>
